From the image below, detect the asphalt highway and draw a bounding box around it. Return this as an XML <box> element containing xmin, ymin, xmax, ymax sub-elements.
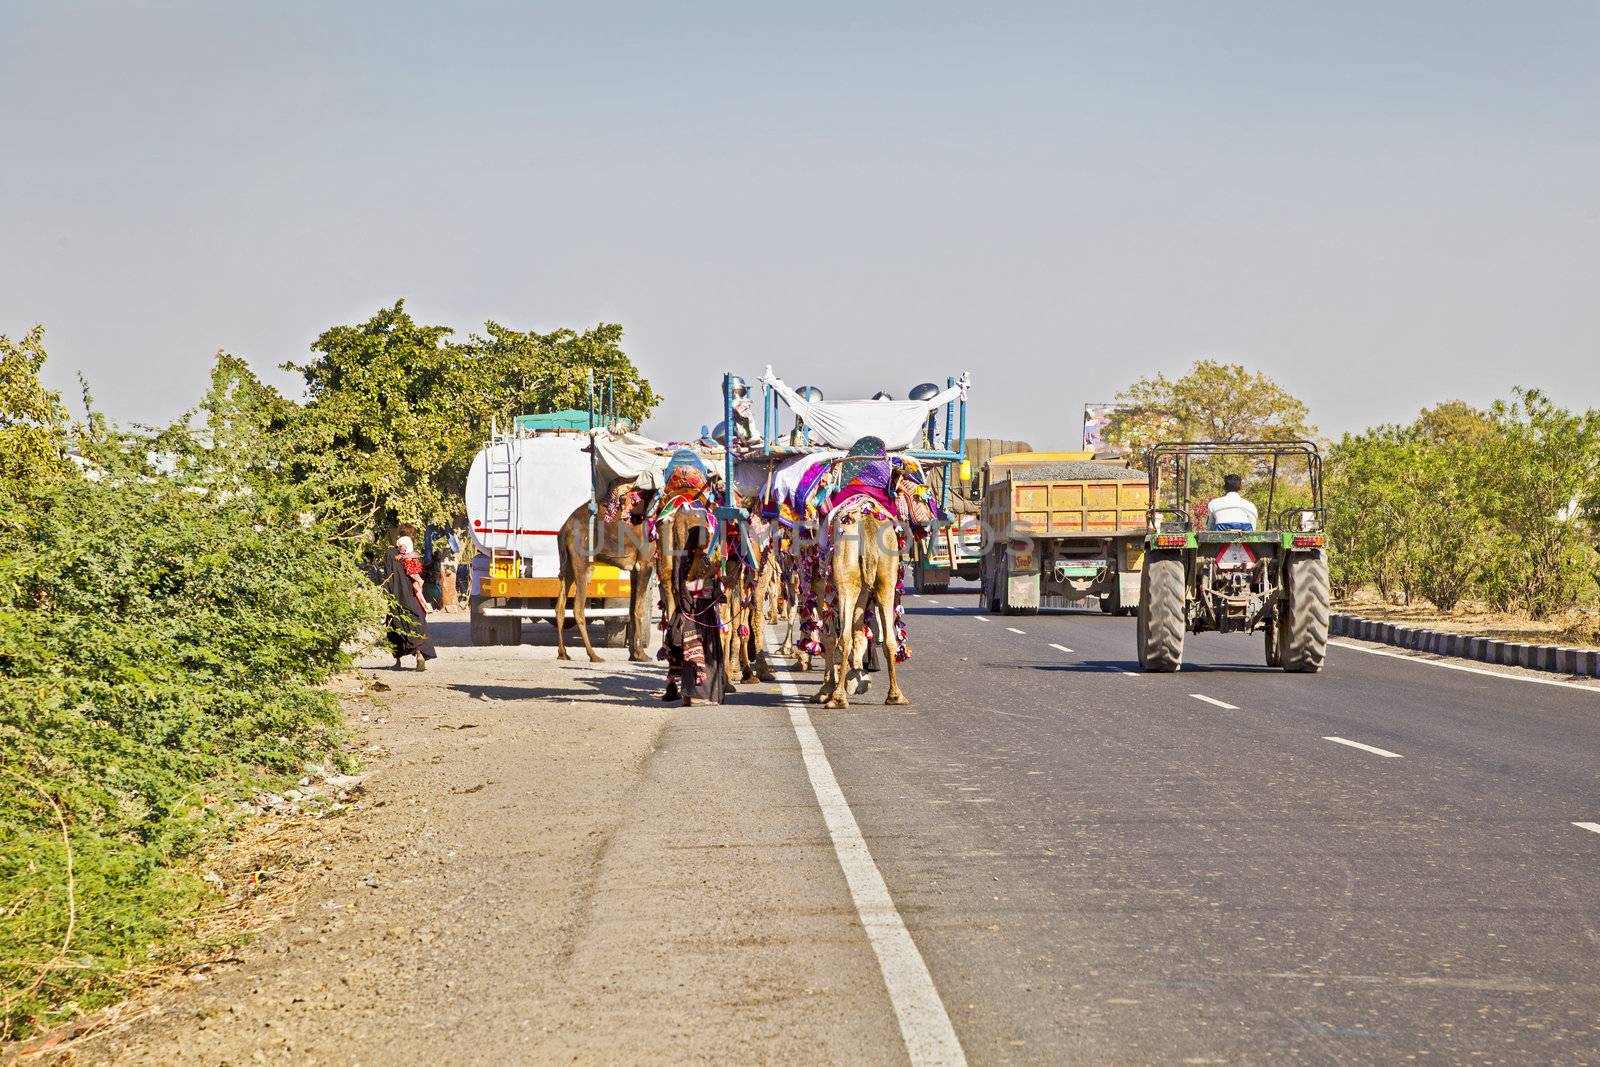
<box><xmin>804</xmin><ymin>584</ymin><xmax>1600</xmax><ymax>1064</ymax></box>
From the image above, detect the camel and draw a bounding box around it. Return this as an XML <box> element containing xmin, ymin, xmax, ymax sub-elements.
<box><xmin>822</xmin><ymin>506</ymin><xmax>907</xmax><ymax>709</ymax></box>
<box><xmin>554</xmin><ymin>478</ymin><xmax>656</xmax><ymax>663</ymax></box>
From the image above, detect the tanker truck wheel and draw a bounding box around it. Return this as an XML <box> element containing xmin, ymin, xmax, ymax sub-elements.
<box><xmin>470</xmin><ymin>596</ymin><xmax>497</xmax><ymax>646</ymax></box>
<box><xmin>1138</xmin><ymin>554</ymin><xmax>1186</xmax><ymax>673</ymax></box>
<box><xmin>601</xmin><ymin>618</ymin><xmax>630</xmax><ymax>648</ymax></box>
<box><xmin>1281</xmin><ymin>551</ymin><xmax>1329</xmax><ymax>673</ymax></box>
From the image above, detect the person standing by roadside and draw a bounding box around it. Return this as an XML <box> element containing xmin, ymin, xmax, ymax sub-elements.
<box><xmin>385</xmin><ymin>530</ymin><xmax>438</xmax><ymax>670</ymax></box>
<box><xmin>438</xmin><ymin>534</ymin><xmax>459</xmax><ymax>613</ymax></box>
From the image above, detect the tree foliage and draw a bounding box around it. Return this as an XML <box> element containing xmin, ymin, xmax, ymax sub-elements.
<box><xmin>1105</xmin><ymin>360</ymin><xmax>1318</xmax><ymax>520</ymax></box>
<box><xmin>0</xmin><ymin>326</ymin><xmax>72</xmax><ymax>486</ymax></box>
<box><xmin>276</xmin><ymin>302</ymin><xmax>659</xmax><ymax>535</ymax></box>
<box><xmin>1326</xmin><ymin>392</ymin><xmax>1600</xmax><ymax>617</ymax></box>
<box><xmin>1104</xmin><ymin>359</ymin><xmax>1315</xmax><ymax>458</ymax></box>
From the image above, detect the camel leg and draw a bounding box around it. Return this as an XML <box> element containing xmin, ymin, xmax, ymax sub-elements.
<box><xmin>739</xmin><ymin>577</ymin><xmax>759</xmax><ymax>684</ymax></box>
<box><xmin>571</xmin><ymin>562</ymin><xmax>602</xmax><ymax>662</ymax></box>
<box><xmin>811</xmin><ymin>620</ymin><xmax>840</xmax><ymax>704</ymax></box>
<box><xmin>878</xmin><ymin>565</ymin><xmax>908</xmax><ymax>705</ymax></box>
<box><xmin>627</xmin><ymin>559</ymin><xmax>652</xmax><ymax>662</ymax></box>
<box><xmin>555</xmin><ymin>546</ymin><xmax>575</xmax><ymax>660</ymax></box>
<box><xmin>827</xmin><ymin>584</ymin><xmax>855</xmax><ymax>710</ymax></box>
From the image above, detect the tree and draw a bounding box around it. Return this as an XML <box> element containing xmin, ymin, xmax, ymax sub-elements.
<box><xmin>1104</xmin><ymin>359</ymin><xmax>1315</xmax><ymax>457</ymax></box>
<box><xmin>0</xmin><ymin>326</ymin><xmax>72</xmax><ymax>488</ymax></box>
<box><xmin>460</xmin><ymin>320</ymin><xmax>659</xmax><ymax>426</ymax></box>
<box><xmin>282</xmin><ymin>301</ymin><xmax>661</xmax><ymax>535</ymax></box>
<box><xmin>1478</xmin><ymin>389</ymin><xmax>1600</xmax><ymax>618</ymax></box>
<box><xmin>1105</xmin><ymin>360</ymin><xmax>1317</xmax><ymax>519</ymax></box>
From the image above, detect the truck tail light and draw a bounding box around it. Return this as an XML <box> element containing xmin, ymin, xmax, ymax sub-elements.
<box><xmin>1292</xmin><ymin>535</ymin><xmax>1326</xmax><ymax>549</ymax></box>
<box><xmin>1154</xmin><ymin>534</ymin><xmax>1187</xmax><ymax>548</ymax></box>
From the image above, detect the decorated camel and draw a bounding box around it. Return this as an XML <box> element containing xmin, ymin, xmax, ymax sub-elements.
<box><xmin>554</xmin><ymin>478</ymin><xmax>656</xmax><ymax>662</ymax></box>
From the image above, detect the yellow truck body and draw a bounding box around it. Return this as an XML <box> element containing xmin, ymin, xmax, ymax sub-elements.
<box><xmin>979</xmin><ymin>459</ymin><xmax>1150</xmax><ymax>616</ymax></box>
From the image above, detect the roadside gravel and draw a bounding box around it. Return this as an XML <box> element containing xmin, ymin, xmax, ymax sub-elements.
<box><xmin>49</xmin><ymin>616</ymin><xmax>900</xmax><ymax>1065</ymax></box>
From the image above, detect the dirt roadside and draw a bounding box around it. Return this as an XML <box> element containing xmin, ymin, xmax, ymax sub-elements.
<box><xmin>31</xmin><ymin>616</ymin><xmax>901</xmax><ymax>1066</ymax></box>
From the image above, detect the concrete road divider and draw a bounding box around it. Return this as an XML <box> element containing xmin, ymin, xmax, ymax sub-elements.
<box><xmin>1331</xmin><ymin>613</ymin><xmax>1600</xmax><ymax>678</ymax></box>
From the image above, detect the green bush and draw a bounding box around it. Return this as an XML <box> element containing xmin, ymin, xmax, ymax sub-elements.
<box><xmin>1327</xmin><ymin>391</ymin><xmax>1600</xmax><ymax>617</ymax></box>
<box><xmin>0</xmin><ymin>476</ymin><xmax>379</xmax><ymax>1037</ymax></box>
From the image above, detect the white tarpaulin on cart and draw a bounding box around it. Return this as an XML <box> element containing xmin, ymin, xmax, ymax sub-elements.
<box><xmin>759</xmin><ymin>366</ymin><xmax>969</xmax><ymax>450</ymax></box>
<box><xmin>590</xmin><ymin>430</ymin><xmax>679</xmax><ymax>490</ymax></box>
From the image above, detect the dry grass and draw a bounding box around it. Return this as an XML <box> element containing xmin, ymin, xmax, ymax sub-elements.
<box><xmin>2</xmin><ymin>783</ymin><xmax>364</xmax><ymax>1065</ymax></box>
<box><xmin>1335</xmin><ymin>589</ymin><xmax>1600</xmax><ymax>649</ymax></box>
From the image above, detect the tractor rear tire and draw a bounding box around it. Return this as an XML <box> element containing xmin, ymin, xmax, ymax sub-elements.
<box><xmin>1138</xmin><ymin>554</ymin><xmax>1186</xmax><ymax>673</ymax></box>
<box><xmin>1281</xmin><ymin>551</ymin><xmax>1329</xmax><ymax>673</ymax></box>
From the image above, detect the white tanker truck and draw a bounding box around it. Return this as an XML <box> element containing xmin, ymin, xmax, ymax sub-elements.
<box><xmin>463</xmin><ymin>414</ymin><xmax>632</xmax><ymax>647</ymax></box>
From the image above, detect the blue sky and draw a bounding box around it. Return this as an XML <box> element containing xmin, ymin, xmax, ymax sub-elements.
<box><xmin>3</xmin><ymin>1</ymin><xmax>1596</xmax><ymax>444</ymax></box>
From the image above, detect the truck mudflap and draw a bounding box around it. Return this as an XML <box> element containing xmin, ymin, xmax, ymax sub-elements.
<box><xmin>1005</xmin><ymin>572</ymin><xmax>1041</xmax><ymax>614</ymax></box>
<box><xmin>1118</xmin><ymin>568</ymin><xmax>1142</xmax><ymax>607</ymax></box>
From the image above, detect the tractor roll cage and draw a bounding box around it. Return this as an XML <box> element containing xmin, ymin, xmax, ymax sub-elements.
<box><xmin>1144</xmin><ymin>440</ymin><xmax>1323</xmax><ymax>534</ymax></box>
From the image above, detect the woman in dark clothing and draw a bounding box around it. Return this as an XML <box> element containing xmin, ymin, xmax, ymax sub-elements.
<box><xmin>662</xmin><ymin>518</ymin><xmax>726</xmax><ymax>705</ymax></box>
<box><xmin>384</xmin><ymin>535</ymin><xmax>438</xmax><ymax>670</ymax></box>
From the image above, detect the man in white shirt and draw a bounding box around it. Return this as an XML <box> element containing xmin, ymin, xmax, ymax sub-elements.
<box><xmin>1207</xmin><ymin>474</ymin><xmax>1258</xmax><ymax>531</ymax></box>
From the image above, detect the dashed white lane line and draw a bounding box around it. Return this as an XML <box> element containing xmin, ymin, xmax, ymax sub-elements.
<box><xmin>926</xmin><ymin>598</ymin><xmax>940</xmax><ymax>604</ymax></box>
<box><xmin>768</xmin><ymin>635</ymin><xmax>967</xmax><ymax>1066</ymax></box>
<box><xmin>1104</xmin><ymin>666</ymin><xmax>1139</xmax><ymax>676</ymax></box>
<box><xmin>974</xmin><ymin>616</ymin><xmax>991</xmax><ymax>623</ymax></box>
<box><xmin>1330</xmin><ymin>640</ymin><xmax>1600</xmax><ymax>694</ymax></box>
<box><xmin>1006</xmin><ymin>627</ymin><xmax>1026</xmax><ymax>635</ymax></box>
<box><xmin>1048</xmin><ymin>643</ymin><xmax>1074</xmax><ymax>654</ymax></box>
<box><xmin>1575</xmin><ymin>822</ymin><xmax>1600</xmax><ymax>836</ymax></box>
<box><xmin>1323</xmin><ymin>736</ymin><xmax>1404</xmax><ymax>759</ymax></box>
<box><xmin>1189</xmin><ymin>694</ymin><xmax>1239</xmax><ymax>710</ymax></box>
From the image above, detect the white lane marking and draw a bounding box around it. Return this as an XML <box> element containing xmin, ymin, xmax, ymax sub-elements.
<box><xmin>974</xmin><ymin>616</ymin><xmax>991</xmax><ymax>623</ymax></box>
<box><xmin>1105</xmin><ymin>666</ymin><xmax>1139</xmax><ymax>676</ymax></box>
<box><xmin>1048</xmin><ymin>643</ymin><xmax>1074</xmax><ymax>654</ymax></box>
<box><xmin>1575</xmin><ymin>822</ymin><xmax>1600</xmax><ymax>835</ymax></box>
<box><xmin>1006</xmin><ymin>626</ymin><xmax>1026</xmax><ymax>635</ymax></box>
<box><xmin>768</xmin><ymin>633</ymin><xmax>967</xmax><ymax>1066</ymax></box>
<box><xmin>926</xmin><ymin>598</ymin><xmax>940</xmax><ymax>604</ymax></box>
<box><xmin>1330</xmin><ymin>640</ymin><xmax>1600</xmax><ymax>694</ymax></box>
<box><xmin>1323</xmin><ymin>736</ymin><xmax>1404</xmax><ymax>759</ymax></box>
<box><xmin>1190</xmin><ymin>694</ymin><xmax>1239</xmax><ymax>710</ymax></box>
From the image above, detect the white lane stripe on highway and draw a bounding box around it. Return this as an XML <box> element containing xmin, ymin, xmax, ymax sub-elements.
<box><xmin>1049</xmin><ymin>643</ymin><xmax>1074</xmax><ymax>654</ymax></box>
<box><xmin>1330</xmin><ymin>640</ymin><xmax>1600</xmax><ymax>694</ymax></box>
<box><xmin>1190</xmin><ymin>694</ymin><xmax>1239</xmax><ymax>710</ymax></box>
<box><xmin>926</xmin><ymin>598</ymin><xmax>940</xmax><ymax>604</ymax></box>
<box><xmin>974</xmin><ymin>616</ymin><xmax>991</xmax><ymax>623</ymax></box>
<box><xmin>1323</xmin><ymin>736</ymin><xmax>1404</xmax><ymax>759</ymax></box>
<box><xmin>1575</xmin><ymin>822</ymin><xmax>1600</xmax><ymax>835</ymax></box>
<box><xmin>768</xmin><ymin>633</ymin><xmax>967</xmax><ymax>1066</ymax></box>
<box><xmin>1006</xmin><ymin>626</ymin><xmax>1026</xmax><ymax>635</ymax></box>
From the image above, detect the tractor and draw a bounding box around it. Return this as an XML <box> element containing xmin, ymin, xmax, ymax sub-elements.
<box><xmin>1135</xmin><ymin>440</ymin><xmax>1329</xmax><ymax>673</ymax></box>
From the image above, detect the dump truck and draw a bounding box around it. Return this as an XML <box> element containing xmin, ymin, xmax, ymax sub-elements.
<box><xmin>464</xmin><ymin>415</ymin><xmax>631</xmax><ymax>647</ymax></box>
<box><xmin>978</xmin><ymin>451</ymin><xmax>1149</xmax><ymax>615</ymax></box>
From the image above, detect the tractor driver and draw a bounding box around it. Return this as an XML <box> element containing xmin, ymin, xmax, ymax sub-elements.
<box><xmin>1207</xmin><ymin>474</ymin><xmax>1258</xmax><ymax>531</ymax></box>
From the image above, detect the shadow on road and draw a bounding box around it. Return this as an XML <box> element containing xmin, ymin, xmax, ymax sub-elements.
<box><xmin>429</xmin><ymin>615</ymin><xmax>622</xmax><ymax>650</ymax></box>
<box><xmin>1023</xmin><ymin>660</ymin><xmax>1282</xmax><ymax>675</ymax></box>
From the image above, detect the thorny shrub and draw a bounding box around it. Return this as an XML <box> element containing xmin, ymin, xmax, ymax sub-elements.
<box><xmin>0</xmin><ymin>475</ymin><xmax>379</xmax><ymax>1038</ymax></box>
